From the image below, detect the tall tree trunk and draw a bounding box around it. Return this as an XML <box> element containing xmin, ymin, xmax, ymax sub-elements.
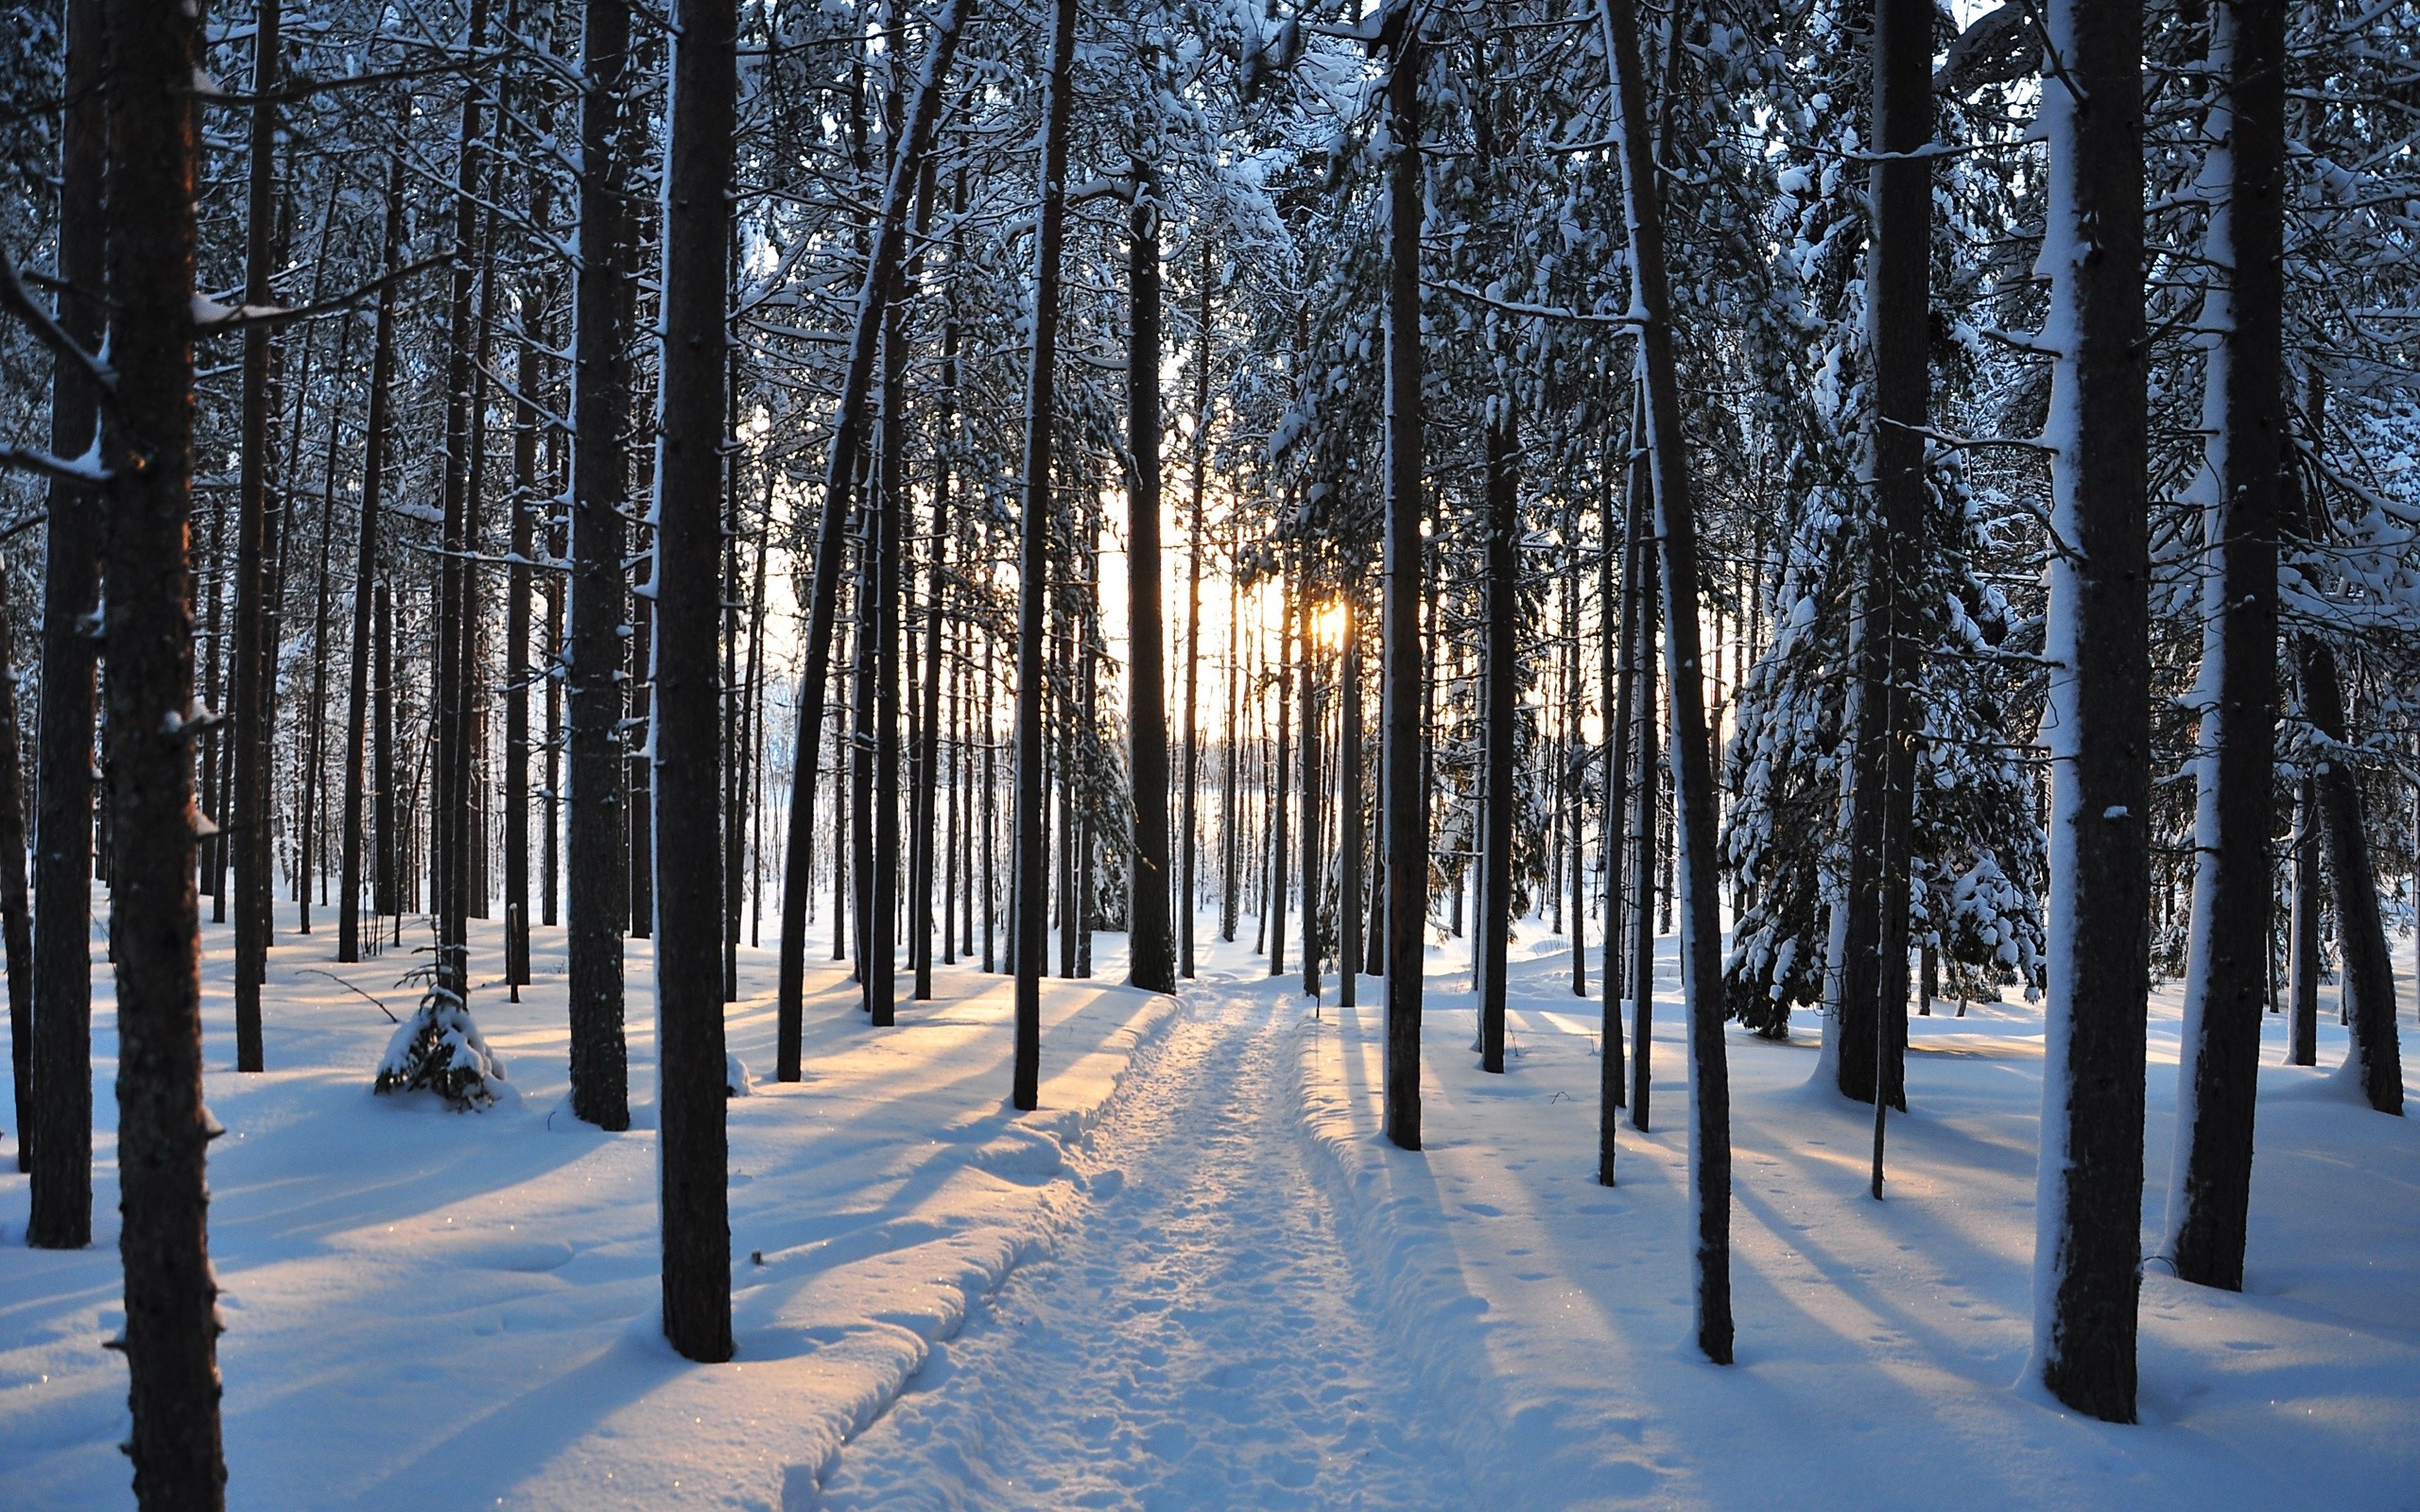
<box><xmin>866</xmin><ymin>276</ymin><xmax>907</xmax><ymax>1026</ymax></box>
<box><xmin>1566</xmin><ymin>541</ymin><xmax>1586</xmax><ymax>996</ymax></box>
<box><xmin>1125</xmin><ymin>164</ymin><xmax>1175</xmax><ymax>993</ymax></box>
<box><xmin>2290</xmin><ymin>578</ymin><xmax>2404</xmax><ymax>1113</ymax></box>
<box><xmin>1011</xmin><ymin>0</ymin><xmax>1076</xmax><ymax>1107</ymax></box>
<box><xmin>2169</xmin><ymin>0</ymin><xmax>2286</xmax><ymax>1290</ymax></box>
<box><xmin>1300</xmin><ymin>607</ymin><xmax>1322</xmax><ymax>999</ymax></box>
<box><xmin>1268</xmin><ymin>585</ymin><xmax>1293</xmax><ymax>979</ymax></box>
<box><xmin>1599</xmin><ymin>424</ymin><xmax>1637</xmax><ymax>1180</ymax></box>
<box><xmin>1379</xmin><ymin>18</ymin><xmax>1428</xmax><ymax>1150</ymax></box>
<box><xmin>374</xmin><ymin>582</ymin><xmax>394</xmax><ymax>931</ymax></box>
<box><xmin>775</xmin><ymin>0</ymin><xmax>970</xmax><ymax>1074</ymax></box>
<box><xmin>339</xmin><ymin>161</ymin><xmax>405</xmax><ymax>966</ymax></box>
<box><xmin>653</xmin><ymin>0</ymin><xmax>736</xmax><ymax>1364</ymax></box>
<box><xmin>1829</xmin><ymin>0</ymin><xmax>1928</xmax><ymax>1114</ymax></box>
<box><xmin>103</xmin><ymin>0</ymin><xmax>228</xmax><ymax>1493</ymax></box>
<box><xmin>2031</xmin><ymin>0</ymin><xmax>2152</xmax><ymax>1424</ymax></box>
<box><xmin>1478</xmin><ymin>413</ymin><xmax>1517</xmax><ymax>1073</ymax></box>
<box><xmin>296</xmin><ymin>315</ymin><xmax>351</xmax><ymax>936</ymax></box>
<box><xmin>504</xmin><ymin>223</ymin><xmax>546</xmax><ymax>999</ymax></box>
<box><xmin>1604</xmin><ymin>0</ymin><xmax>1735</xmax><ymax>1365</ymax></box>
<box><xmin>1181</xmin><ymin>252</ymin><xmax>1210</xmax><ymax>980</ymax></box>
<box><xmin>0</xmin><ymin>586</ymin><xmax>32</xmax><ymax>1173</ymax></box>
<box><xmin>565</xmin><ymin>0</ymin><xmax>635</xmax><ymax>1128</ymax></box>
<box><xmin>2286</xmin><ymin>778</ymin><xmax>2319</xmax><ymax>1066</ymax></box>
<box><xmin>909</xmin><ymin>179</ymin><xmax>951</xmax><ymax>1002</ymax></box>
<box><xmin>1220</xmin><ymin>556</ymin><xmax>1241</xmax><ymax>946</ymax></box>
<box><xmin>1340</xmin><ymin>601</ymin><xmax>1362</xmax><ymax>1008</ymax></box>
<box><xmin>26</xmin><ymin>0</ymin><xmax>105</xmax><ymax>1239</ymax></box>
<box><xmin>229</xmin><ymin>0</ymin><xmax>286</xmax><ymax>1072</ymax></box>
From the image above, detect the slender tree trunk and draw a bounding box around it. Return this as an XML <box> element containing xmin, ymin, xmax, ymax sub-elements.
<box><xmin>2286</xmin><ymin>779</ymin><xmax>2319</xmax><ymax>1065</ymax></box>
<box><xmin>0</xmin><ymin>586</ymin><xmax>33</xmax><ymax>1172</ymax></box>
<box><xmin>909</xmin><ymin>180</ymin><xmax>951</xmax><ymax>1001</ymax></box>
<box><xmin>1340</xmin><ymin>602</ymin><xmax>1362</xmax><ymax>1008</ymax></box>
<box><xmin>653</xmin><ymin>0</ymin><xmax>737</xmax><ymax>1364</ymax></box>
<box><xmin>1181</xmin><ymin>256</ymin><xmax>1209</xmax><ymax>981</ymax></box>
<box><xmin>1379</xmin><ymin>21</ymin><xmax>1428</xmax><ymax>1150</ymax></box>
<box><xmin>2031</xmin><ymin>0</ymin><xmax>2152</xmax><ymax>1423</ymax></box>
<box><xmin>104</xmin><ymin>0</ymin><xmax>228</xmax><ymax>1493</ymax></box>
<box><xmin>1220</xmin><ymin>558</ymin><xmax>1241</xmax><ymax>945</ymax></box>
<box><xmin>1478</xmin><ymin>413</ymin><xmax>1517</xmax><ymax>1073</ymax></box>
<box><xmin>228</xmin><ymin>0</ymin><xmax>287</xmax><ymax>1072</ymax></box>
<box><xmin>1599</xmin><ymin>420</ymin><xmax>1636</xmax><ymax>1179</ymax></box>
<box><xmin>866</xmin><ymin>269</ymin><xmax>908</xmax><ymax>1027</ymax></box>
<box><xmin>2169</xmin><ymin>0</ymin><xmax>2286</xmax><ymax>1289</ymax></box>
<box><xmin>374</xmin><ymin>582</ymin><xmax>394</xmax><ymax>930</ymax></box>
<box><xmin>2293</xmin><ymin>610</ymin><xmax>2404</xmax><ymax>1114</ymax></box>
<box><xmin>1566</xmin><ymin>541</ymin><xmax>1586</xmax><ymax>996</ymax></box>
<box><xmin>1011</xmin><ymin>0</ymin><xmax>1077</xmax><ymax>1108</ymax></box>
<box><xmin>565</xmin><ymin>0</ymin><xmax>635</xmax><ymax>1128</ymax></box>
<box><xmin>26</xmin><ymin>0</ymin><xmax>105</xmax><ymax>1239</ymax></box>
<box><xmin>1125</xmin><ymin>164</ymin><xmax>1176</xmax><ymax>993</ymax></box>
<box><xmin>775</xmin><ymin>0</ymin><xmax>970</xmax><ymax>1073</ymax></box>
<box><xmin>1605</xmin><ymin>0</ymin><xmax>1734</xmax><ymax>1364</ymax></box>
<box><xmin>506</xmin><ymin>186</ymin><xmax>554</xmax><ymax>998</ymax></box>
<box><xmin>1300</xmin><ymin>608</ymin><xmax>1322</xmax><ymax>999</ymax></box>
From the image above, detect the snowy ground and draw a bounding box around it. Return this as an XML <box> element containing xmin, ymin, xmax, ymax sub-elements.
<box><xmin>3</xmin><ymin>901</ymin><xmax>2416</xmax><ymax>1510</ymax></box>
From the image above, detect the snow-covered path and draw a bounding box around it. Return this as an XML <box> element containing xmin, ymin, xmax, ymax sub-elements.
<box><xmin>817</xmin><ymin>974</ymin><xmax>1466</xmax><ymax>1512</ymax></box>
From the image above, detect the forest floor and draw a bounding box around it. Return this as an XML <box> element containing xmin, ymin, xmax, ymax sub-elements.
<box><xmin>2</xmin><ymin>900</ymin><xmax>2417</xmax><ymax>1510</ymax></box>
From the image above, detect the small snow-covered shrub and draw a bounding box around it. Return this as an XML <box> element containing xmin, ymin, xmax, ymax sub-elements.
<box><xmin>374</xmin><ymin>988</ymin><xmax>507</xmax><ymax>1110</ymax></box>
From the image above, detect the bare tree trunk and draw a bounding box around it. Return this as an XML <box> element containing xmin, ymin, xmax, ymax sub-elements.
<box><xmin>1605</xmin><ymin>0</ymin><xmax>1734</xmax><ymax>1364</ymax></box>
<box><xmin>565</xmin><ymin>0</ymin><xmax>635</xmax><ymax>1128</ymax></box>
<box><xmin>1379</xmin><ymin>18</ymin><xmax>1428</xmax><ymax>1150</ymax></box>
<box><xmin>1220</xmin><ymin>555</ymin><xmax>1241</xmax><ymax>946</ymax></box>
<box><xmin>1011</xmin><ymin>0</ymin><xmax>1077</xmax><ymax>1108</ymax></box>
<box><xmin>1478</xmin><ymin>412</ymin><xmax>1517</xmax><ymax>1073</ymax></box>
<box><xmin>229</xmin><ymin>0</ymin><xmax>287</xmax><ymax>1072</ymax></box>
<box><xmin>103</xmin><ymin>0</ymin><xmax>228</xmax><ymax>1492</ymax></box>
<box><xmin>909</xmin><ymin>177</ymin><xmax>952</xmax><ymax>1001</ymax></box>
<box><xmin>652</xmin><ymin>0</ymin><xmax>736</xmax><ymax>1364</ymax></box>
<box><xmin>775</xmin><ymin>0</ymin><xmax>970</xmax><ymax>1072</ymax></box>
<box><xmin>2031</xmin><ymin>0</ymin><xmax>2152</xmax><ymax>1424</ymax></box>
<box><xmin>0</xmin><ymin>585</ymin><xmax>32</xmax><ymax>1172</ymax></box>
<box><xmin>1268</xmin><ymin>584</ymin><xmax>1293</xmax><ymax>980</ymax></box>
<box><xmin>2169</xmin><ymin>0</ymin><xmax>2286</xmax><ymax>1290</ymax></box>
<box><xmin>2286</xmin><ymin>779</ymin><xmax>2319</xmax><ymax>1066</ymax></box>
<box><xmin>1340</xmin><ymin>601</ymin><xmax>1362</xmax><ymax>1009</ymax></box>
<box><xmin>2293</xmin><ymin>610</ymin><xmax>2404</xmax><ymax>1113</ymax></box>
<box><xmin>1181</xmin><ymin>252</ymin><xmax>1210</xmax><ymax>980</ymax></box>
<box><xmin>26</xmin><ymin>0</ymin><xmax>105</xmax><ymax>1238</ymax></box>
<box><xmin>1125</xmin><ymin>164</ymin><xmax>1175</xmax><ymax>993</ymax></box>
<box><xmin>1300</xmin><ymin>605</ymin><xmax>1322</xmax><ymax>1000</ymax></box>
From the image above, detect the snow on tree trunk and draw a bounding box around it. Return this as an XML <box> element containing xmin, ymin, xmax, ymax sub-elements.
<box><xmin>2031</xmin><ymin>0</ymin><xmax>2152</xmax><ymax>1426</ymax></box>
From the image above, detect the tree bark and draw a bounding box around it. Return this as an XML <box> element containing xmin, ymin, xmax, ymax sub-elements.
<box><xmin>2294</xmin><ymin>621</ymin><xmax>2403</xmax><ymax>1114</ymax></box>
<box><xmin>1478</xmin><ymin>412</ymin><xmax>1518</xmax><ymax>1074</ymax></box>
<box><xmin>1011</xmin><ymin>0</ymin><xmax>1077</xmax><ymax>1109</ymax></box>
<box><xmin>338</xmin><ymin>163</ymin><xmax>405</xmax><ymax>967</ymax></box>
<box><xmin>2286</xmin><ymin>779</ymin><xmax>2319</xmax><ymax>1066</ymax></box>
<box><xmin>2031</xmin><ymin>0</ymin><xmax>2152</xmax><ymax>1424</ymax></box>
<box><xmin>1181</xmin><ymin>250</ymin><xmax>1210</xmax><ymax>980</ymax></box>
<box><xmin>0</xmin><ymin>584</ymin><xmax>33</xmax><ymax>1173</ymax></box>
<box><xmin>1379</xmin><ymin>17</ymin><xmax>1428</xmax><ymax>1151</ymax></box>
<box><xmin>1340</xmin><ymin>602</ymin><xmax>1362</xmax><ymax>1009</ymax></box>
<box><xmin>1300</xmin><ymin>601</ymin><xmax>1322</xmax><ymax>999</ymax></box>
<box><xmin>652</xmin><ymin>0</ymin><xmax>737</xmax><ymax>1364</ymax></box>
<box><xmin>1125</xmin><ymin>164</ymin><xmax>1176</xmax><ymax>994</ymax></box>
<box><xmin>2169</xmin><ymin>0</ymin><xmax>2286</xmax><ymax>1290</ymax></box>
<box><xmin>228</xmin><ymin>0</ymin><xmax>287</xmax><ymax>1072</ymax></box>
<box><xmin>1604</xmin><ymin>0</ymin><xmax>1734</xmax><ymax>1364</ymax></box>
<box><xmin>103</xmin><ymin>0</ymin><xmax>229</xmax><ymax>1494</ymax></box>
<box><xmin>1269</xmin><ymin>586</ymin><xmax>1292</xmax><ymax>980</ymax></box>
<box><xmin>565</xmin><ymin>0</ymin><xmax>635</xmax><ymax>1128</ymax></box>
<box><xmin>775</xmin><ymin>0</ymin><xmax>971</xmax><ymax>1073</ymax></box>
<box><xmin>26</xmin><ymin>0</ymin><xmax>106</xmax><ymax>1240</ymax></box>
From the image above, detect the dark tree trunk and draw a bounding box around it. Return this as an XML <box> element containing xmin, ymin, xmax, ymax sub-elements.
<box><xmin>2287</xmin><ymin>779</ymin><xmax>2319</xmax><ymax>1066</ymax></box>
<box><xmin>628</xmin><ymin>570</ymin><xmax>652</xmax><ymax>939</ymax></box>
<box><xmin>1379</xmin><ymin>22</ymin><xmax>1428</xmax><ymax>1151</ymax></box>
<box><xmin>909</xmin><ymin>176</ymin><xmax>951</xmax><ymax>1002</ymax></box>
<box><xmin>1126</xmin><ymin>165</ymin><xmax>1176</xmax><ymax>994</ymax></box>
<box><xmin>2031</xmin><ymin>0</ymin><xmax>2152</xmax><ymax>1424</ymax></box>
<box><xmin>2169</xmin><ymin>0</ymin><xmax>2286</xmax><ymax>1290</ymax></box>
<box><xmin>229</xmin><ymin>0</ymin><xmax>287</xmax><ymax>1073</ymax></box>
<box><xmin>565</xmin><ymin>0</ymin><xmax>634</xmax><ymax>1129</ymax></box>
<box><xmin>103</xmin><ymin>0</ymin><xmax>229</xmax><ymax>1494</ymax></box>
<box><xmin>1606</xmin><ymin>0</ymin><xmax>1734</xmax><ymax>1365</ymax></box>
<box><xmin>1478</xmin><ymin>413</ymin><xmax>1517</xmax><ymax>1074</ymax></box>
<box><xmin>505</xmin><ymin>184</ymin><xmax>554</xmax><ymax>999</ymax></box>
<box><xmin>774</xmin><ymin>0</ymin><xmax>970</xmax><ymax>1074</ymax></box>
<box><xmin>1340</xmin><ymin>603</ymin><xmax>1362</xmax><ymax>1009</ymax></box>
<box><xmin>374</xmin><ymin>582</ymin><xmax>394</xmax><ymax>929</ymax></box>
<box><xmin>653</xmin><ymin>0</ymin><xmax>737</xmax><ymax>1364</ymax></box>
<box><xmin>339</xmin><ymin>161</ymin><xmax>404</xmax><ymax>967</ymax></box>
<box><xmin>1565</xmin><ymin>542</ymin><xmax>1585</xmax><ymax>997</ymax></box>
<box><xmin>1599</xmin><ymin>416</ymin><xmax>1638</xmax><ymax>1189</ymax></box>
<box><xmin>1011</xmin><ymin>0</ymin><xmax>1077</xmax><ymax>1108</ymax></box>
<box><xmin>0</xmin><ymin>585</ymin><xmax>33</xmax><ymax>1172</ymax></box>
<box><xmin>1269</xmin><ymin>588</ymin><xmax>1292</xmax><ymax>980</ymax></box>
<box><xmin>1300</xmin><ymin>608</ymin><xmax>1322</xmax><ymax>999</ymax></box>
<box><xmin>2294</xmin><ymin>622</ymin><xmax>2404</xmax><ymax>1114</ymax></box>
<box><xmin>1181</xmin><ymin>251</ymin><xmax>1210</xmax><ymax>980</ymax></box>
<box><xmin>26</xmin><ymin>0</ymin><xmax>105</xmax><ymax>1239</ymax></box>
<box><xmin>866</xmin><ymin>270</ymin><xmax>907</xmax><ymax>1026</ymax></box>
<box><xmin>1832</xmin><ymin>0</ymin><xmax>1928</xmax><ymax>1115</ymax></box>
<box><xmin>1626</xmin><ymin>425</ymin><xmax>1660</xmax><ymax>1134</ymax></box>
<box><xmin>1220</xmin><ymin>558</ymin><xmax>1241</xmax><ymax>946</ymax></box>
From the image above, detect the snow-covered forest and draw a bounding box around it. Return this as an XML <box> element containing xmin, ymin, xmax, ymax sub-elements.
<box><xmin>2</xmin><ymin>0</ymin><xmax>2418</xmax><ymax>1506</ymax></box>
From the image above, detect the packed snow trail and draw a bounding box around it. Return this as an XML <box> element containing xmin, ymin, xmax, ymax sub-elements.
<box><xmin>815</xmin><ymin>974</ymin><xmax>1468</xmax><ymax>1511</ymax></box>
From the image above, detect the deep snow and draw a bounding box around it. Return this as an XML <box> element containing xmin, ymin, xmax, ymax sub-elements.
<box><xmin>2</xmin><ymin>902</ymin><xmax>2415</xmax><ymax>1510</ymax></box>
